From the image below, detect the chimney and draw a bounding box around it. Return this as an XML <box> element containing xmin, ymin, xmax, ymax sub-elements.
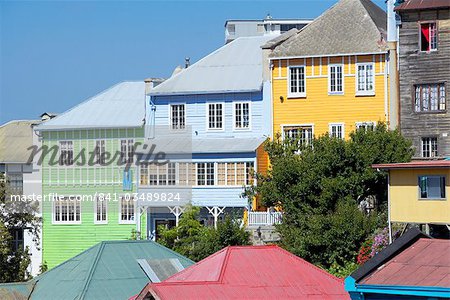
<box><xmin>144</xmin><ymin>78</ymin><xmax>154</xmax><ymax>94</ymax></box>
<box><xmin>185</xmin><ymin>57</ymin><xmax>190</xmax><ymax>68</ymax></box>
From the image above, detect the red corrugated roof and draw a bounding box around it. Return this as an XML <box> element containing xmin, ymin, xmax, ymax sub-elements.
<box><xmin>361</xmin><ymin>238</ymin><xmax>450</xmax><ymax>287</ymax></box>
<box><xmin>372</xmin><ymin>160</ymin><xmax>450</xmax><ymax>170</ymax></box>
<box><xmin>395</xmin><ymin>0</ymin><xmax>450</xmax><ymax>11</ymax></box>
<box><xmin>137</xmin><ymin>245</ymin><xmax>349</xmax><ymax>300</ymax></box>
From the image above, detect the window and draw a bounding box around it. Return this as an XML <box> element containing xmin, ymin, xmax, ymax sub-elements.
<box><xmin>120</xmin><ymin>196</ymin><xmax>135</xmax><ymax>224</ymax></box>
<box><xmin>11</xmin><ymin>228</ymin><xmax>24</xmax><ymax>252</ymax></box>
<box><xmin>140</xmin><ymin>163</ymin><xmax>148</xmax><ymax>185</ymax></box>
<box><xmin>288</xmin><ymin>66</ymin><xmax>306</xmax><ymax>97</ymax></box>
<box><xmin>421</xmin><ymin>137</ymin><xmax>438</xmax><ymax>158</ymax></box>
<box><xmin>218</xmin><ymin>162</ymin><xmax>254</xmax><ymax>186</ymax></box>
<box><xmin>95</xmin><ymin>197</ymin><xmax>107</xmax><ymax>224</ymax></box>
<box><xmin>356</xmin><ymin>122</ymin><xmax>375</xmax><ymax>132</ymax></box>
<box><xmin>329</xmin><ymin>123</ymin><xmax>344</xmax><ymax>139</ymax></box>
<box><xmin>208</xmin><ymin>103</ymin><xmax>223</xmax><ymax>130</ymax></box>
<box><xmin>234</xmin><ymin>102</ymin><xmax>250</xmax><ymax>129</ymax></box>
<box><xmin>170</xmin><ymin>104</ymin><xmax>185</xmax><ymax>130</ymax></box>
<box><xmin>53</xmin><ymin>197</ymin><xmax>81</xmax><ymax>224</ymax></box>
<box><xmin>120</xmin><ymin>139</ymin><xmax>134</xmax><ymax>164</ymax></box>
<box><xmin>283</xmin><ymin>125</ymin><xmax>313</xmax><ymax>146</ymax></box>
<box><xmin>329</xmin><ymin>64</ymin><xmax>343</xmax><ymax>93</ymax></box>
<box><xmin>245</xmin><ymin>162</ymin><xmax>255</xmax><ymax>185</ymax></box>
<box><xmin>197</xmin><ymin>163</ymin><xmax>214</xmax><ymax>186</ymax></box>
<box><xmin>7</xmin><ymin>173</ymin><xmax>23</xmax><ymax>194</ymax></box>
<box><xmin>419</xmin><ymin>176</ymin><xmax>445</xmax><ymax>199</ymax></box>
<box><xmin>356</xmin><ymin>63</ymin><xmax>374</xmax><ymax>95</ymax></box>
<box><xmin>59</xmin><ymin>141</ymin><xmax>74</xmax><ymax>166</ymax></box>
<box><xmin>95</xmin><ymin>140</ymin><xmax>106</xmax><ymax>165</ymax></box>
<box><xmin>141</xmin><ymin>162</ymin><xmax>177</xmax><ymax>186</ymax></box>
<box><xmin>414</xmin><ymin>83</ymin><xmax>446</xmax><ymax>112</ymax></box>
<box><xmin>420</xmin><ymin>23</ymin><xmax>437</xmax><ymax>52</ymax></box>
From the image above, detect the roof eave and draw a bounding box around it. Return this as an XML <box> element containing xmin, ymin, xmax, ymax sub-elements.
<box><xmin>35</xmin><ymin>124</ymin><xmax>144</xmax><ymax>131</ymax></box>
<box><xmin>269</xmin><ymin>51</ymin><xmax>388</xmax><ymax>60</ymax></box>
<box><xmin>149</xmin><ymin>88</ymin><xmax>263</xmax><ymax>97</ymax></box>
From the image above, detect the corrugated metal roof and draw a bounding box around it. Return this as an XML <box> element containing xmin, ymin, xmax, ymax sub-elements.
<box><xmin>1</xmin><ymin>240</ymin><xmax>193</xmax><ymax>300</ymax></box>
<box><xmin>270</xmin><ymin>0</ymin><xmax>387</xmax><ymax>58</ymax></box>
<box><xmin>395</xmin><ymin>0</ymin><xmax>450</xmax><ymax>11</ymax></box>
<box><xmin>360</xmin><ymin>238</ymin><xmax>450</xmax><ymax>287</ymax></box>
<box><xmin>372</xmin><ymin>160</ymin><xmax>450</xmax><ymax>169</ymax></box>
<box><xmin>149</xmin><ymin>36</ymin><xmax>275</xmax><ymax>96</ymax></box>
<box><xmin>0</xmin><ymin>282</ymin><xmax>34</xmax><ymax>300</ymax></box>
<box><xmin>36</xmin><ymin>81</ymin><xmax>146</xmax><ymax>131</ymax></box>
<box><xmin>136</xmin><ymin>137</ymin><xmax>266</xmax><ymax>155</ymax></box>
<box><xmin>0</xmin><ymin>120</ymin><xmax>40</xmax><ymax>163</ymax></box>
<box><xmin>137</xmin><ymin>245</ymin><xmax>349</xmax><ymax>300</ymax></box>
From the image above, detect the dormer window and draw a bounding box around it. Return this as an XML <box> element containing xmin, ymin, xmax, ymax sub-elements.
<box><xmin>420</xmin><ymin>22</ymin><xmax>437</xmax><ymax>52</ymax></box>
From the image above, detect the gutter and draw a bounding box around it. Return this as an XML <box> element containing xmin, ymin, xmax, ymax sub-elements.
<box><xmin>269</xmin><ymin>51</ymin><xmax>388</xmax><ymax>60</ymax></box>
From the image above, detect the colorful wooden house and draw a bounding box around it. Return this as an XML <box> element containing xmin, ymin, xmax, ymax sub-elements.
<box><xmin>34</xmin><ymin>81</ymin><xmax>150</xmax><ymax>268</ymax></box>
<box><xmin>138</xmin><ymin>36</ymin><xmax>274</xmax><ymax>234</ymax></box>
<box><xmin>267</xmin><ymin>0</ymin><xmax>394</xmax><ymax>142</ymax></box>
<box><xmin>373</xmin><ymin>160</ymin><xmax>450</xmax><ymax>239</ymax></box>
<box><xmin>345</xmin><ymin>227</ymin><xmax>450</xmax><ymax>299</ymax></box>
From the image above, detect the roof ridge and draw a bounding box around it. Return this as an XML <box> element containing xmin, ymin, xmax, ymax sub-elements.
<box><xmin>274</xmin><ymin>246</ymin><xmax>345</xmax><ymax>284</ymax></box>
<box><xmin>79</xmin><ymin>241</ymin><xmax>106</xmax><ymax>299</ymax></box>
<box><xmin>217</xmin><ymin>246</ymin><xmax>232</xmax><ymax>283</ymax></box>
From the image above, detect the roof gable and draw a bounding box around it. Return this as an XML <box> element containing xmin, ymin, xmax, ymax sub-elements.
<box><xmin>0</xmin><ymin>120</ymin><xmax>39</xmax><ymax>163</ymax></box>
<box><xmin>270</xmin><ymin>0</ymin><xmax>387</xmax><ymax>58</ymax></box>
<box><xmin>150</xmin><ymin>36</ymin><xmax>275</xmax><ymax>96</ymax></box>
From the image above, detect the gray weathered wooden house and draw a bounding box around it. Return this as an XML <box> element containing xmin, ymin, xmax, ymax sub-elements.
<box><xmin>396</xmin><ymin>0</ymin><xmax>450</xmax><ymax>158</ymax></box>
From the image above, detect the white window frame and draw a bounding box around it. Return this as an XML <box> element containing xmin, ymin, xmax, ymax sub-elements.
<box><xmin>206</xmin><ymin>102</ymin><xmax>225</xmax><ymax>131</ymax></box>
<box><xmin>355</xmin><ymin>63</ymin><xmax>375</xmax><ymax>96</ymax></box>
<box><xmin>281</xmin><ymin>124</ymin><xmax>314</xmax><ymax>145</ymax></box>
<box><xmin>233</xmin><ymin>101</ymin><xmax>251</xmax><ymax>131</ymax></box>
<box><xmin>95</xmin><ymin>139</ymin><xmax>106</xmax><ymax>165</ymax></box>
<box><xmin>328</xmin><ymin>64</ymin><xmax>344</xmax><ymax>94</ymax></box>
<box><xmin>421</xmin><ymin>137</ymin><xmax>438</xmax><ymax>158</ymax></box>
<box><xmin>288</xmin><ymin>66</ymin><xmax>306</xmax><ymax>98</ymax></box>
<box><xmin>419</xmin><ymin>22</ymin><xmax>438</xmax><ymax>52</ymax></box>
<box><xmin>119</xmin><ymin>195</ymin><xmax>136</xmax><ymax>224</ymax></box>
<box><xmin>355</xmin><ymin>122</ymin><xmax>376</xmax><ymax>133</ymax></box>
<box><xmin>120</xmin><ymin>139</ymin><xmax>134</xmax><ymax>164</ymax></box>
<box><xmin>169</xmin><ymin>103</ymin><xmax>186</xmax><ymax>130</ymax></box>
<box><xmin>329</xmin><ymin>123</ymin><xmax>345</xmax><ymax>139</ymax></box>
<box><xmin>94</xmin><ymin>197</ymin><xmax>108</xmax><ymax>224</ymax></box>
<box><xmin>59</xmin><ymin>140</ymin><xmax>74</xmax><ymax>166</ymax></box>
<box><xmin>52</xmin><ymin>197</ymin><xmax>81</xmax><ymax>225</ymax></box>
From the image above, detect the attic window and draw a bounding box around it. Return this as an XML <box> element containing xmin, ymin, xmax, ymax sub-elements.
<box><xmin>420</xmin><ymin>22</ymin><xmax>437</xmax><ymax>52</ymax></box>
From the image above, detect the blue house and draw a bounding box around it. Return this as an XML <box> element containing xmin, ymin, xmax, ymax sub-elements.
<box><xmin>137</xmin><ymin>36</ymin><xmax>276</xmax><ymax>236</ymax></box>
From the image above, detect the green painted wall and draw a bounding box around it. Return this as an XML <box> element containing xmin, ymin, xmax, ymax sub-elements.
<box><xmin>41</xmin><ymin>128</ymin><xmax>147</xmax><ymax>269</ymax></box>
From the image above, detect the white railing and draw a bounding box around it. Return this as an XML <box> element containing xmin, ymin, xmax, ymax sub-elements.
<box><xmin>248</xmin><ymin>211</ymin><xmax>282</xmax><ymax>226</ymax></box>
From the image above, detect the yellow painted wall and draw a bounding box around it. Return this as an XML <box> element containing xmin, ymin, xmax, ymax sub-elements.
<box><xmin>272</xmin><ymin>54</ymin><xmax>389</xmax><ymax>138</ymax></box>
<box><xmin>254</xmin><ymin>142</ymin><xmax>269</xmax><ymax>211</ymax></box>
<box><xmin>390</xmin><ymin>168</ymin><xmax>450</xmax><ymax>224</ymax></box>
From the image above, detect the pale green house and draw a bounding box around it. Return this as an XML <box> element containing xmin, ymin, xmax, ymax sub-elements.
<box><xmin>35</xmin><ymin>81</ymin><xmax>156</xmax><ymax>268</ymax></box>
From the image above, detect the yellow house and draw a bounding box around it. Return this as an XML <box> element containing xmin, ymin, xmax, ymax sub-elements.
<box><xmin>267</xmin><ymin>0</ymin><xmax>393</xmax><ymax>141</ymax></box>
<box><xmin>374</xmin><ymin>161</ymin><xmax>450</xmax><ymax>237</ymax></box>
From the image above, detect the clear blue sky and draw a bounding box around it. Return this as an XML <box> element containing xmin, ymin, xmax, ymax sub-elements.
<box><xmin>0</xmin><ymin>0</ymin><xmax>386</xmax><ymax>123</ymax></box>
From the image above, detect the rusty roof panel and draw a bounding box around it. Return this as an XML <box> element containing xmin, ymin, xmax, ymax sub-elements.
<box><xmin>395</xmin><ymin>0</ymin><xmax>450</xmax><ymax>11</ymax></box>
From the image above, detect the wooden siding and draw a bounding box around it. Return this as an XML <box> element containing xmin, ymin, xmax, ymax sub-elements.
<box><xmin>389</xmin><ymin>168</ymin><xmax>450</xmax><ymax>224</ymax></box>
<box><xmin>152</xmin><ymin>91</ymin><xmax>269</xmax><ymax>138</ymax></box>
<box><xmin>398</xmin><ymin>9</ymin><xmax>450</xmax><ymax>157</ymax></box>
<box><xmin>41</xmin><ymin>128</ymin><xmax>146</xmax><ymax>269</ymax></box>
<box><xmin>272</xmin><ymin>54</ymin><xmax>389</xmax><ymax>139</ymax></box>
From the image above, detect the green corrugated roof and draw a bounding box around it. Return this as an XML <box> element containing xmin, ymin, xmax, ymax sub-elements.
<box><xmin>0</xmin><ymin>240</ymin><xmax>193</xmax><ymax>300</ymax></box>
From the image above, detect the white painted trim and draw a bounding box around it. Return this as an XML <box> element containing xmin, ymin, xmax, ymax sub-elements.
<box><xmin>280</xmin><ymin>123</ymin><xmax>315</xmax><ymax>141</ymax></box>
<box><xmin>328</xmin><ymin>123</ymin><xmax>345</xmax><ymax>139</ymax></box>
<box><xmin>328</xmin><ymin>64</ymin><xmax>345</xmax><ymax>95</ymax></box>
<box><xmin>94</xmin><ymin>197</ymin><xmax>108</xmax><ymax>225</ymax></box>
<box><xmin>287</xmin><ymin>65</ymin><xmax>306</xmax><ymax>98</ymax></box>
<box><xmin>168</xmin><ymin>103</ymin><xmax>186</xmax><ymax>131</ymax></box>
<box><xmin>205</xmin><ymin>102</ymin><xmax>225</xmax><ymax>132</ymax></box>
<box><xmin>355</xmin><ymin>62</ymin><xmax>376</xmax><ymax>96</ymax></box>
<box><xmin>52</xmin><ymin>197</ymin><xmax>82</xmax><ymax>225</ymax></box>
<box><xmin>232</xmin><ymin>101</ymin><xmax>252</xmax><ymax>131</ymax></box>
<box><xmin>269</xmin><ymin>51</ymin><xmax>388</xmax><ymax>61</ymax></box>
<box><xmin>118</xmin><ymin>195</ymin><xmax>137</xmax><ymax>225</ymax></box>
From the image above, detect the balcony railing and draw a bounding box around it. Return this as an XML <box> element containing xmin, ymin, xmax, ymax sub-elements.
<box><xmin>248</xmin><ymin>211</ymin><xmax>282</xmax><ymax>227</ymax></box>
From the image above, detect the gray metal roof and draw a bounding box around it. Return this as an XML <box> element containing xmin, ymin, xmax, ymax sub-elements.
<box><xmin>270</xmin><ymin>0</ymin><xmax>387</xmax><ymax>58</ymax></box>
<box><xmin>0</xmin><ymin>120</ymin><xmax>40</xmax><ymax>164</ymax></box>
<box><xmin>149</xmin><ymin>36</ymin><xmax>275</xmax><ymax>96</ymax></box>
<box><xmin>36</xmin><ymin>81</ymin><xmax>146</xmax><ymax>131</ymax></box>
<box><xmin>137</xmin><ymin>136</ymin><xmax>266</xmax><ymax>155</ymax></box>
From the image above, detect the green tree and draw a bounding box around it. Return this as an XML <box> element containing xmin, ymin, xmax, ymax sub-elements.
<box><xmin>252</xmin><ymin>123</ymin><xmax>412</xmax><ymax>275</ymax></box>
<box><xmin>158</xmin><ymin>205</ymin><xmax>250</xmax><ymax>261</ymax></box>
<box><xmin>0</xmin><ymin>173</ymin><xmax>41</xmax><ymax>282</ymax></box>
